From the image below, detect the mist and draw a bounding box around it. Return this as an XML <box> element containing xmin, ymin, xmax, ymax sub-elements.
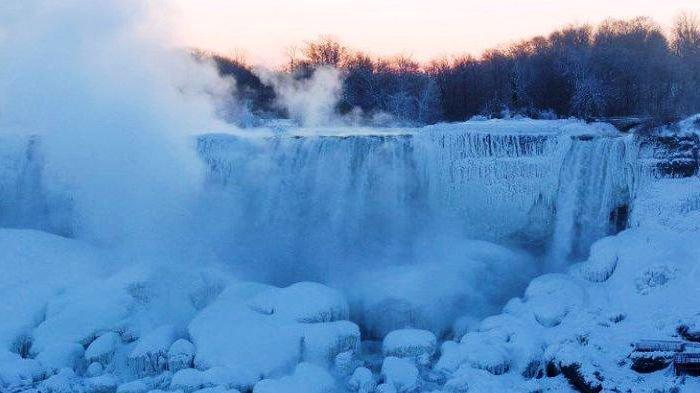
<box><xmin>0</xmin><ymin>0</ymin><xmax>233</xmax><ymax>256</ymax></box>
<box><xmin>0</xmin><ymin>0</ymin><xmax>553</xmax><ymax>338</ymax></box>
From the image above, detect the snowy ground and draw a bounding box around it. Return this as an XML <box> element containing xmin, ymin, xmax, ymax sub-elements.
<box><xmin>1</xmin><ymin>119</ymin><xmax>699</xmax><ymax>393</ymax></box>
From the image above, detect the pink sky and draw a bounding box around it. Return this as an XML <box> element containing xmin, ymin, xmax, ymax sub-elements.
<box><xmin>170</xmin><ymin>0</ymin><xmax>700</xmax><ymax>67</ymax></box>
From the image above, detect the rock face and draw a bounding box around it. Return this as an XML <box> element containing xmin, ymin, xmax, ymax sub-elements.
<box><xmin>636</xmin><ymin>134</ymin><xmax>699</xmax><ymax>178</ymax></box>
<box><xmin>629</xmin><ymin>351</ymin><xmax>673</xmax><ymax>373</ymax></box>
<box><xmin>560</xmin><ymin>363</ymin><xmax>603</xmax><ymax>393</ymax></box>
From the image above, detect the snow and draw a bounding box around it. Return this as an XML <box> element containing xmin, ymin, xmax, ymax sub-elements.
<box><xmin>85</xmin><ymin>332</ymin><xmax>121</xmax><ymax>365</ymax></box>
<box><xmin>168</xmin><ymin>339</ymin><xmax>196</xmax><ymax>372</ymax></box>
<box><xmin>0</xmin><ymin>229</ymin><xmax>106</xmax><ymax>350</ymax></box>
<box><xmin>381</xmin><ymin>357</ymin><xmax>420</xmax><ymax>392</ymax></box>
<box><xmin>84</xmin><ymin>373</ymin><xmax>120</xmax><ymax>393</ymax></box>
<box><xmin>188</xmin><ymin>282</ymin><xmax>304</xmax><ymax>379</ymax></box>
<box><xmin>247</xmin><ymin>281</ymin><xmax>350</xmax><ymax>323</ymax></box>
<box><xmin>253</xmin><ymin>362</ymin><xmax>335</xmax><ymax>393</ymax></box>
<box><xmin>348</xmin><ymin>367</ymin><xmax>375</xmax><ymax>392</ymax></box>
<box><xmin>301</xmin><ymin>321</ymin><xmax>361</xmax><ymax>366</ymax></box>
<box><xmin>31</xmin><ymin>272</ymin><xmax>136</xmax><ymax>353</ymax></box>
<box><xmin>382</xmin><ymin>329</ymin><xmax>437</xmax><ymax>365</ymax></box>
<box><xmin>170</xmin><ymin>368</ymin><xmax>210</xmax><ymax>392</ymax></box>
<box><xmin>86</xmin><ymin>362</ymin><xmax>104</xmax><ymax>377</ymax></box>
<box><xmin>189</xmin><ymin>281</ymin><xmax>360</xmax><ymax>387</ymax></box>
<box><xmin>127</xmin><ymin>324</ymin><xmax>177</xmax><ymax>377</ymax></box>
<box><xmin>35</xmin><ymin>342</ymin><xmax>84</xmax><ymax>373</ymax></box>
<box><xmin>117</xmin><ymin>379</ymin><xmax>150</xmax><ymax>393</ymax></box>
<box><xmin>431</xmin><ymin>170</ymin><xmax>700</xmax><ymax>392</ymax></box>
<box><xmin>523</xmin><ymin>274</ymin><xmax>587</xmax><ymax>328</ymax></box>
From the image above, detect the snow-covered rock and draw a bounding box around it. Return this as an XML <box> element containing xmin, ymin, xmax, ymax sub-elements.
<box><xmin>380</xmin><ymin>357</ymin><xmax>419</xmax><ymax>392</ymax></box>
<box><xmin>523</xmin><ymin>274</ymin><xmax>586</xmax><ymax>328</ymax></box>
<box><xmin>248</xmin><ymin>282</ymin><xmax>349</xmax><ymax>323</ymax></box>
<box><xmin>170</xmin><ymin>367</ymin><xmax>256</xmax><ymax>392</ymax></box>
<box><xmin>0</xmin><ymin>351</ymin><xmax>46</xmax><ymax>389</ymax></box>
<box><xmin>39</xmin><ymin>368</ymin><xmax>82</xmax><ymax>393</ymax></box>
<box><xmin>382</xmin><ymin>329</ymin><xmax>436</xmax><ymax>365</ymax></box>
<box><xmin>167</xmin><ymin>339</ymin><xmax>195</xmax><ymax>372</ymax></box>
<box><xmin>170</xmin><ymin>368</ymin><xmax>211</xmax><ymax>393</ymax></box>
<box><xmin>127</xmin><ymin>325</ymin><xmax>177</xmax><ymax>377</ymax></box>
<box><xmin>189</xmin><ymin>280</ymin><xmax>357</xmax><ymax>384</ymax></box>
<box><xmin>189</xmin><ymin>282</ymin><xmax>301</xmax><ymax>376</ymax></box>
<box><xmin>437</xmin><ymin>332</ymin><xmax>511</xmax><ymax>375</ymax></box>
<box><xmin>0</xmin><ymin>229</ymin><xmax>106</xmax><ymax>353</ymax></box>
<box><xmin>348</xmin><ymin>367</ymin><xmax>375</xmax><ymax>393</ymax></box>
<box><xmin>334</xmin><ymin>350</ymin><xmax>359</xmax><ymax>375</ymax></box>
<box><xmin>569</xmin><ymin>236</ymin><xmax>618</xmax><ymax>282</ymax></box>
<box><xmin>191</xmin><ymin>387</ymin><xmax>240</xmax><ymax>393</ymax></box>
<box><xmin>84</xmin><ymin>373</ymin><xmax>120</xmax><ymax>393</ymax></box>
<box><xmin>376</xmin><ymin>383</ymin><xmax>397</xmax><ymax>393</ymax></box>
<box><xmin>116</xmin><ymin>379</ymin><xmax>150</xmax><ymax>393</ymax></box>
<box><xmin>253</xmin><ymin>362</ymin><xmax>335</xmax><ymax>393</ymax></box>
<box><xmin>36</xmin><ymin>342</ymin><xmax>85</xmax><ymax>372</ymax></box>
<box><xmin>85</xmin><ymin>332</ymin><xmax>121</xmax><ymax>365</ymax></box>
<box><xmin>86</xmin><ymin>362</ymin><xmax>104</xmax><ymax>377</ymax></box>
<box><xmin>301</xmin><ymin>321</ymin><xmax>360</xmax><ymax>366</ymax></box>
<box><xmin>31</xmin><ymin>273</ymin><xmax>135</xmax><ymax>353</ymax></box>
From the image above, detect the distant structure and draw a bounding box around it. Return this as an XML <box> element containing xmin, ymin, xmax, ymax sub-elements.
<box><xmin>631</xmin><ymin>340</ymin><xmax>700</xmax><ymax>375</ymax></box>
<box><xmin>674</xmin><ymin>353</ymin><xmax>700</xmax><ymax>376</ymax></box>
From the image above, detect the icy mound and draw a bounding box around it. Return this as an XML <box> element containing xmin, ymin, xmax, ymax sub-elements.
<box><xmin>253</xmin><ymin>362</ymin><xmax>335</xmax><ymax>393</ymax></box>
<box><xmin>380</xmin><ymin>357</ymin><xmax>420</xmax><ymax>392</ymax></box>
<box><xmin>189</xmin><ymin>281</ymin><xmax>359</xmax><ymax>387</ymax></box>
<box><xmin>382</xmin><ymin>329</ymin><xmax>437</xmax><ymax>363</ymax></box>
<box><xmin>0</xmin><ymin>229</ymin><xmax>106</xmax><ymax>351</ymax></box>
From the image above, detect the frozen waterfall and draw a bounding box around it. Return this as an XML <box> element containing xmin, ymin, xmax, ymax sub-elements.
<box><xmin>1</xmin><ymin>119</ymin><xmax>665</xmax><ymax>279</ymax></box>
<box><xmin>196</xmin><ymin>120</ymin><xmax>634</xmax><ymax>278</ymax></box>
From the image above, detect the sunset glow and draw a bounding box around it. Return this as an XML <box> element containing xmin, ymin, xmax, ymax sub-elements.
<box><xmin>172</xmin><ymin>0</ymin><xmax>700</xmax><ymax>66</ymax></box>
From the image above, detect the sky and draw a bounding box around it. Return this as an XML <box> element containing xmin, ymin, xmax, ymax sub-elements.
<box><xmin>171</xmin><ymin>0</ymin><xmax>700</xmax><ymax>67</ymax></box>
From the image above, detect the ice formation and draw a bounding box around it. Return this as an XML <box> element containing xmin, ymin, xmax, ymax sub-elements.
<box><xmin>1</xmin><ymin>116</ymin><xmax>699</xmax><ymax>392</ymax></box>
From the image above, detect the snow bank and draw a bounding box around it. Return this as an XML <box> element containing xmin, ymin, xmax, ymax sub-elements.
<box><xmin>189</xmin><ymin>281</ymin><xmax>359</xmax><ymax>386</ymax></box>
<box><xmin>0</xmin><ymin>229</ymin><xmax>106</xmax><ymax>351</ymax></box>
<box><xmin>253</xmin><ymin>362</ymin><xmax>335</xmax><ymax>393</ymax></box>
<box><xmin>436</xmin><ymin>171</ymin><xmax>700</xmax><ymax>392</ymax></box>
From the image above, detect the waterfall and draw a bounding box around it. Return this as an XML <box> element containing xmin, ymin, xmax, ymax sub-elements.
<box><xmin>1</xmin><ymin>120</ymin><xmax>650</xmax><ymax>277</ymax></box>
<box><xmin>0</xmin><ymin>135</ymin><xmax>73</xmax><ymax>236</ymax></box>
<box><xmin>549</xmin><ymin>135</ymin><xmax>630</xmax><ymax>264</ymax></box>
<box><xmin>196</xmin><ymin>120</ymin><xmax>634</xmax><ymax>280</ymax></box>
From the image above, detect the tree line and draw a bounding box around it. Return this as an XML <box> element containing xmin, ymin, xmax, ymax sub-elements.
<box><xmin>208</xmin><ymin>14</ymin><xmax>700</xmax><ymax>126</ymax></box>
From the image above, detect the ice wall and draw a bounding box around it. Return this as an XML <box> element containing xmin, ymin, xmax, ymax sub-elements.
<box><xmin>197</xmin><ymin>120</ymin><xmax>637</xmax><ymax>278</ymax></box>
<box><xmin>3</xmin><ymin>119</ymin><xmax>689</xmax><ymax>274</ymax></box>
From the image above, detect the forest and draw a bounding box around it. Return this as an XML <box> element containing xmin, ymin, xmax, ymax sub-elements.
<box><xmin>209</xmin><ymin>14</ymin><xmax>700</xmax><ymax>127</ymax></box>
